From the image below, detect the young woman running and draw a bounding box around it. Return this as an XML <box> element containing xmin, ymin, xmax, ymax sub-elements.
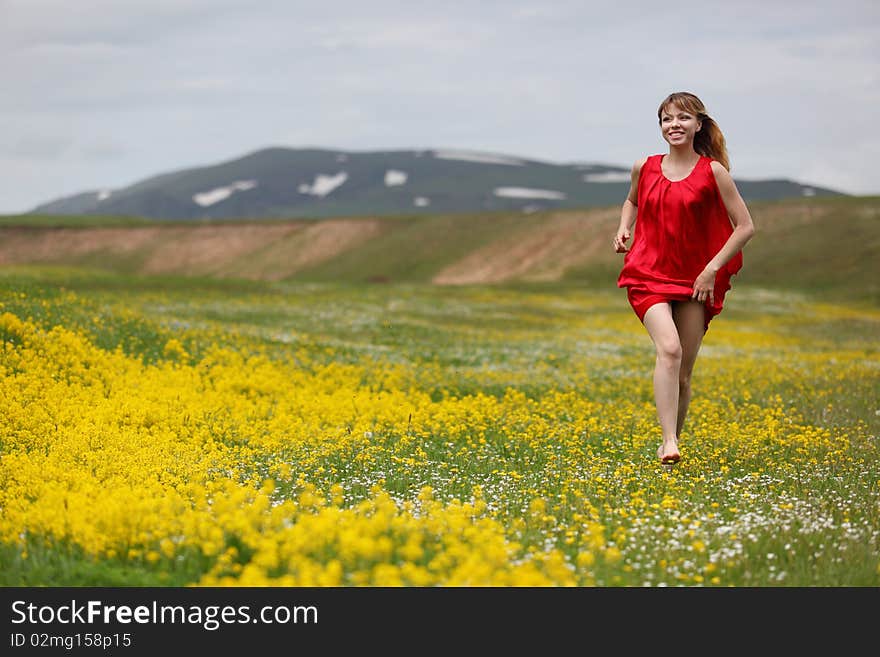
<box><xmin>614</xmin><ymin>91</ymin><xmax>756</xmax><ymax>466</ymax></box>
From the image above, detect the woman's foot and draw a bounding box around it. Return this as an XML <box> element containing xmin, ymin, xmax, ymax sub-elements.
<box><xmin>657</xmin><ymin>438</ymin><xmax>680</xmax><ymax>464</ymax></box>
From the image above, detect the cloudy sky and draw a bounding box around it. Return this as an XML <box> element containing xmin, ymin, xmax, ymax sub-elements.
<box><xmin>1</xmin><ymin>0</ymin><xmax>877</xmax><ymax>213</ymax></box>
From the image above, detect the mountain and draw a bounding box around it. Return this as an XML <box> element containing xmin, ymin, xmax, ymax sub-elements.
<box><xmin>29</xmin><ymin>147</ymin><xmax>845</xmax><ymax>221</ymax></box>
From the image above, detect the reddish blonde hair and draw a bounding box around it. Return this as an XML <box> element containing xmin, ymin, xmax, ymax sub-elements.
<box><xmin>658</xmin><ymin>92</ymin><xmax>729</xmax><ymax>170</ymax></box>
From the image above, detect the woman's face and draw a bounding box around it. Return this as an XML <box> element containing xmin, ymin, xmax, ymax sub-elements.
<box><xmin>659</xmin><ymin>104</ymin><xmax>702</xmax><ymax>147</ymax></box>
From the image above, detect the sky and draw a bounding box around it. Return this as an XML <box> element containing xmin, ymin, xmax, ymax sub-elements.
<box><xmin>1</xmin><ymin>0</ymin><xmax>878</xmax><ymax>213</ymax></box>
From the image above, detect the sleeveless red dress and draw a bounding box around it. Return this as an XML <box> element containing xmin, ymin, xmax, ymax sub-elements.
<box><xmin>617</xmin><ymin>154</ymin><xmax>742</xmax><ymax>332</ymax></box>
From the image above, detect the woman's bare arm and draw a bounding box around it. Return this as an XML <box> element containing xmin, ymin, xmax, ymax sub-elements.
<box><xmin>692</xmin><ymin>161</ymin><xmax>757</xmax><ymax>303</ymax></box>
<box><xmin>614</xmin><ymin>157</ymin><xmax>647</xmax><ymax>253</ymax></box>
<box><xmin>705</xmin><ymin>161</ymin><xmax>756</xmax><ymax>273</ymax></box>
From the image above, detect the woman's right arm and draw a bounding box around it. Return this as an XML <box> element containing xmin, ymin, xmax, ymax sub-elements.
<box><xmin>614</xmin><ymin>157</ymin><xmax>646</xmax><ymax>253</ymax></box>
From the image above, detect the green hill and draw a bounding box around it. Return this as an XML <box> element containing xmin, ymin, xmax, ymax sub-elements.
<box><xmin>0</xmin><ymin>195</ymin><xmax>877</xmax><ymax>304</ymax></box>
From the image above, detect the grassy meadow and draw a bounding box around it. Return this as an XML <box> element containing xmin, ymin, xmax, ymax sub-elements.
<box><xmin>0</xmin><ymin>263</ymin><xmax>877</xmax><ymax>586</ymax></box>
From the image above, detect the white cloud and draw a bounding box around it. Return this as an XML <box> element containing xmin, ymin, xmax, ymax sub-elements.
<box><xmin>5</xmin><ymin>136</ymin><xmax>73</xmax><ymax>160</ymax></box>
<box><xmin>0</xmin><ymin>0</ymin><xmax>877</xmax><ymax>212</ymax></box>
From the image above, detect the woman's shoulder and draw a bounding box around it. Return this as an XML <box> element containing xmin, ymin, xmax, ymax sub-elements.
<box><xmin>631</xmin><ymin>154</ymin><xmax>658</xmax><ymax>175</ymax></box>
<box><xmin>707</xmin><ymin>159</ymin><xmax>732</xmax><ymax>181</ymax></box>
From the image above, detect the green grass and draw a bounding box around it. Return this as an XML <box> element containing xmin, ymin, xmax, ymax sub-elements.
<box><xmin>0</xmin><ymin>213</ymin><xmax>160</xmax><ymax>227</ymax></box>
<box><xmin>735</xmin><ymin>195</ymin><xmax>880</xmax><ymax>303</ymax></box>
<box><xmin>0</xmin><ymin>196</ymin><xmax>880</xmax><ymax>300</ymax></box>
<box><xmin>2</xmin><ymin>195</ymin><xmax>878</xmax><ymax>304</ymax></box>
<box><xmin>0</xmin><ymin>263</ymin><xmax>877</xmax><ymax>587</ymax></box>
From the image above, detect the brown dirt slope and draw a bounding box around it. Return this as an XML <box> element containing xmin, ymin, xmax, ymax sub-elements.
<box><xmin>432</xmin><ymin>207</ymin><xmax>619</xmax><ymax>284</ymax></box>
<box><xmin>0</xmin><ymin>219</ymin><xmax>386</xmax><ymax>280</ymax></box>
<box><xmin>1</xmin><ymin>197</ymin><xmax>876</xmax><ymax>295</ymax></box>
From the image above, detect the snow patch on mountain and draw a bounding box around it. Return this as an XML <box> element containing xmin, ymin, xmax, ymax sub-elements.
<box><xmin>385</xmin><ymin>170</ymin><xmax>407</xmax><ymax>186</ymax></box>
<box><xmin>193</xmin><ymin>180</ymin><xmax>258</xmax><ymax>207</ymax></box>
<box><xmin>582</xmin><ymin>171</ymin><xmax>631</xmax><ymax>183</ymax></box>
<box><xmin>493</xmin><ymin>187</ymin><xmax>566</xmax><ymax>200</ymax></box>
<box><xmin>434</xmin><ymin>150</ymin><xmax>525</xmax><ymax>166</ymax></box>
<box><xmin>298</xmin><ymin>172</ymin><xmax>348</xmax><ymax>197</ymax></box>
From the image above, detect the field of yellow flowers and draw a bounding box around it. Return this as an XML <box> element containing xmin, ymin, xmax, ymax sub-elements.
<box><xmin>0</xmin><ymin>268</ymin><xmax>877</xmax><ymax>586</ymax></box>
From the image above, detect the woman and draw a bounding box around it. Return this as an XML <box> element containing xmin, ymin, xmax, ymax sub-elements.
<box><xmin>614</xmin><ymin>91</ymin><xmax>755</xmax><ymax>466</ymax></box>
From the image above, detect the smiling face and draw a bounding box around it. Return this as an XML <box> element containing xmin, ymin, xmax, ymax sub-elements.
<box><xmin>660</xmin><ymin>103</ymin><xmax>702</xmax><ymax>147</ymax></box>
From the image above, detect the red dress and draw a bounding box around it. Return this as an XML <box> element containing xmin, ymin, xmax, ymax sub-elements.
<box><xmin>617</xmin><ymin>154</ymin><xmax>742</xmax><ymax>332</ymax></box>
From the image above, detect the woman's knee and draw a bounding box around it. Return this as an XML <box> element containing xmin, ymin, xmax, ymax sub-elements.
<box><xmin>655</xmin><ymin>339</ymin><xmax>682</xmax><ymax>365</ymax></box>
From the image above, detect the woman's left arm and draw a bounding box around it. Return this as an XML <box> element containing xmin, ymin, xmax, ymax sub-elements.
<box><xmin>692</xmin><ymin>161</ymin><xmax>757</xmax><ymax>303</ymax></box>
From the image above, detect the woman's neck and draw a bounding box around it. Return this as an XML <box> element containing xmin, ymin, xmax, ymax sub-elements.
<box><xmin>665</xmin><ymin>145</ymin><xmax>700</xmax><ymax>164</ymax></box>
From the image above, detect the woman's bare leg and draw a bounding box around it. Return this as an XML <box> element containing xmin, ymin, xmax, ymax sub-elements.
<box><xmin>642</xmin><ymin>303</ymin><xmax>682</xmax><ymax>461</ymax></box>
<box><xmin>672</xmin><ymin>300</ymin><xmax>707</xmax><ymax>443</ymax></box>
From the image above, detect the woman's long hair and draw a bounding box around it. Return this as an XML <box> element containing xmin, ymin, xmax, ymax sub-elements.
<box><xmin>657</xmin><ymin>92</ymin><xmax>729</xmax><ymax>170</ymax></box>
